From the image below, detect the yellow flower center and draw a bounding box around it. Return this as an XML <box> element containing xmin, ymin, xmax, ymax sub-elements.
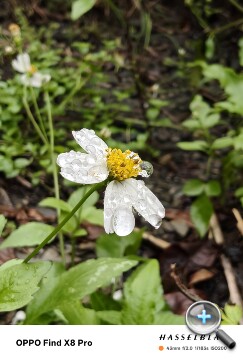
<box><xmin>28</xmin><ymin>64</ymin><xmax>37</xmax><ymax>75</ymax></box>
<box><xmin>106</xmin><ymin>148</ymin><xmax>142</xmax><ymax>181</ymax></box>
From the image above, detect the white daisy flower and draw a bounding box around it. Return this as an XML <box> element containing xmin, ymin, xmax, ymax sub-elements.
<box><xmin>12</xmin><ymin>53</ymin><xmax>51</xmax><ymax>88</ymax></box>
<box><xmin>57</xmin><ymin>129</ymin><xmax>165</xmax><ymax>236</ymax></box>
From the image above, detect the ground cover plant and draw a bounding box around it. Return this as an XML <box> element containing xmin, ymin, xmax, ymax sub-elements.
<box><xmin>0</xmin><ymin>0</ymin><xmax>243</xmax><ymax>325</ymax></box>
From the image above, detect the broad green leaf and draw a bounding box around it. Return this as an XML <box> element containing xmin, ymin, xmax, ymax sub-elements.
<box><xmin>203</xmin><ymin>113</ymin><xmax>220</xmax><ymax>128</ymax></box>
<box><xmin>59</xmin><ymin>301</ymin><xmax>100</xmax><ymax>325</ymax></box>
<box><xmin>211</xmin><ymin>137</ymin><xmax>233</xmax><ymax>150</ymax></box>
<box><xmin>235</xmin><ymin>187</ymin><xmax>243</xmax><ymax>198</ymax></box>
<box><xmin>221</xmin><ymin>304</ymin><xmax>243</xmax><ymax>325</ymax></box>
<box><xmin>0</xmin><ymin>222</ymin><xmax>55</xmax><ymax>249</ymax></box>
<box><xmin>154</xmin><ymin>311</ymin><xmax>184</xmax><ymax>325</ymax></box>
<box><xmin>97</xmin><ymin>310</ymin><xmax>122</xmax><ymax>324</ymax></box>
<box><xmin>183</xmin><ymin>179</ymin><xmax>204</xmax><ymax>196</ymax></box>
<box><xmin>73</xmin><ymin>228</ymin><xmax>87</xmax><ymax>237</ymax></box>
<box><xmin>122</xmin><ymin>260</ymin><xmax>164</xmax><ymax>324</ymax></box>
<box><xmin>96</xmin><ymin>230</ymin><xmax>143</xmax><ymax>258</ymax></box>
<box><xmin>68</xmin><ymin>186</ymin><xmax>99</xmax><ymax>222</ymax></box>
<box><xmin>0</xmin><ymin>261</ymin><xmax>51</xmax><ymax>312</ymax></box>
<box><xmin>234</xmin><ymin>134</ymin><xmax>243</xmax><ymax>150</ymax></box>
<box><xmin>0</xmin><ymin>259</ymin><xmax>23</xmax><ymax>272</ymax></box>
<box><xmin>71</xmin><ymin>0</ymin><xmax>96</xmax><ymax>21</ymax></box>
<box><xmin>190</xmin><ymin>194</ymin><xmax>213</xmax><ymax>237</ymax></box>
<box><xmin>39</xmin><ymin>197</ymin><xmax>72</xmax><ymax>212</ymax></box>
<box><xmin>182</xmin><ymin>119</ymin><xmax>200</xmax><ymax>130</ymax></box>
<box><xmin>0</xmin><ymin>215</ymin><xmax>7</xmax><ymax>236</ymax></box>
<box><xmin>205</xmin><ymin>180</ymin><xmax>221</xmax><ymax>197</ymax></box>
<box><xmin>81</xmin><ymin>207</ymin><xmax>104</xmax><ymax>226</ymax></box>
<box><xmin>177</xmin><ymin>141</ymin><xmax>208</xmax><ymax>152</ymax></box>
<box><xmin>25</xmin><ymin>258</ymin><xmax>137</xmax><ymax>323</ymax></box>
<box><xmin>90</xmin><ymin>290</ymin><xmax>121</xmax><ymax>311</ymax></box>
<box><xmin>146</xmin><ymin>108</ymin><xmax>160</xmax><ymax>121</ymax></box>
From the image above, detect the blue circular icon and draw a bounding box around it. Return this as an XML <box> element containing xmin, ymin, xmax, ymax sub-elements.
<box><xmin>185</xmin><ymin>301</ymin><xmax>221</xmax><ymax>335</ymax></box>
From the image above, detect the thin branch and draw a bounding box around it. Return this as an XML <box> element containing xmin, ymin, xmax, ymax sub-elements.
<box><xmin>170</xmin><ymin>263</ymin><xmax>202</xmax><ymax>302</ymax></box>
<box><xmin>210</xmin><ymin>212</ymin><xmax>243</xmax><ymax>308</ymax></box>
<box><xmin>232</xmin><ymin>208</ymin><xmax>243</xmax><ymax>236</ymax></box>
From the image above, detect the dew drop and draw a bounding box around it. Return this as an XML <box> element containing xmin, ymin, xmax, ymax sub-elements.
<box><xmin>71</xmin><ymin>159</ymin><xmax>82</xmax><ymax>171</ymax></box>
<box><xmin>138</xmin><ymin>200</ymin><xmax>146</xmax><ymax>210</ymax></box>
<box><xmin>113</xmin><ymin>207</ymin><xmax>135</xmax><ymax>236</ymax></box>
<box><xmin>149</xmin><ymin>214</ymin><xmax>162</xmax><ymax>229</ymax></box>
<box><xmin>86</xmin><ymin>145</ymin><xmax>96</xmax><ymax>155</ymax></box>
<box><xmin>124</xmin><ymin>195</ymin><xmax>131</xmax><ymax>204</ymax></box>
<box><xmin>92</xmin><ymin>137</ymin><xmax>101</xmax><ymax>146</ymax></box>
<box><xmin>86</xmin><ymin>154</ymin><xmax>96</xmax><ymax>164</ymax></box>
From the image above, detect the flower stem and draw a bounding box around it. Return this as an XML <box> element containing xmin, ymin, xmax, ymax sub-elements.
<box><xmin>23</xmin><ymin>181</ymin><xmax>106</xmax><ymax>263</ymax></box>
<box><xmin>30</xmin><ymin>86</ymin><xmax>48</xmax><ymax>142</ymax></box>
<box><xmin>45</xmin><ymin>90</ymin><xmax>65</xmax><ymax>265</ymax></box>
<box><xmin>23</xmin><ymin>87</ymin><xmax>48</xmax><ymax>147</ymax></box>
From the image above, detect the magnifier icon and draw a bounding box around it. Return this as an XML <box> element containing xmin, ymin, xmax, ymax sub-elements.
<box><xmin>185</xmin><ymin>301</ymin><xmax>236</xmax><ymax>349</ymax></box>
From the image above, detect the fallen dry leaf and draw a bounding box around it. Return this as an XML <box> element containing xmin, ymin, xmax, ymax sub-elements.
<box><xmin>189</xmin><ymin>268</ymin><xmax>215</xmax><ymax>287</ymax></box>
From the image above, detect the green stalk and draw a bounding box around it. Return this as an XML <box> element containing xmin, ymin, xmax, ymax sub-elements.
<box><xmin>23</xmin><ymin>181</ymin><xmax>106</xmax><ymax>263</ymax></box>
<box><xmin>45</xmin><ymin>90</ymin><xmax>65</xmax><ymax>265</ymax></box>
<box><xmin>23</xmin><ymin>87</ymin><xmax>48</xmax><ymax>147</ymax></box>
<box><xmin>30</xmin><ymin>86</ymin><xmax>48</xmax><ymax>142</ymax></box>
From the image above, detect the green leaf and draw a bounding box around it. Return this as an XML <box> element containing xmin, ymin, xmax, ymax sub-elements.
<box><xmin>96</xmin><ymin>230</ymin><xmax>143</xmax><ymax>258</ymax></box>
<box><xmin>183</xmin><ymin>179</ymin><xmax>204</xmax><ymax>196</ymax></box>
<box><xmin>154</xmin><ymin>311</ymin><xmax>184</xmax><ymax>325</ymax></box>
<box><xmin>182</xmin><ymin>119</ymin><xmax>200</xmax><ymax>130</ymax></box>
<box><xmin>146</xmin><ymin>108</ymin><xmax>160</xmax><ymax>121</ymax></box>
<box><xmin>177</xmin><ymin>141</ymin><xmax>208</xmax><ymax>152</ymax></box>
<box><xmin>90</xmin><ymin>290</ymin><xmax>121</xmax><ymax>311</ymax></box>
<box><xmin>97</xmin><ymin>310</ymin><xmax>122</xmax><ymax>324</ymax></box>
<box><xmin>121</xmin><ymin>260</ymin><xmax>164</xmax><ymax>324</ymax></box>
<box><xmin>190</xmin><ymin>194</ymin><xmax>213</xmax><ymax>237</ymax></box>
<box><xmin>211</xmin><ymin>137</ymin><xmax>233</xmax><ymax>150</ymax></box>
<box><xmin>81</xmin><ymin>207</ymin><xmax>104</xmax><ymax>226</ymax></box>
<box><xmin>0</xmin><ymin>261</ymin><xmax>51</xmax><ymax>312</ymax></box>
<box><xmin>0</xmin><ymin>222</ymin><xmax>55</xmax><ymax>249</ymax></box>
<box><xmin>39</xmin><ymin>197</ymin><xmax>72</xmax><ymax>212</ymax></box>
<box><xmin>25</xmin><ymin>258</ymin><xmax>137</xmax><ymax>323</ymax></box>
<box><xmin>68</xmin><ymin>186</ymin><xmax>99</xmax><ymax>221</ymax></box>
<box><xmin>0</xmin><ymin>215</ymin><xmax>7</xmax><ymax>236</ymax></box>
<box><xmin>71</xmin><ymin>0</ymin><xmax>96</xmax><ymax>21</ymax></box>
<box><xmin>234</xmin><ymin>134</ymin><xmax>243</xmax><ymax>150</ymax></box>
<box><xmin>59</xmin><ymin>301</ymin><xmax>100</xmax><ymax>325</ymax></box>
<box><xmin>221</xmin><ymin>304</ymin><xmax>243</xmax><ymax>325</ymax></box>
<box><xmin>235</xmin><ymin>187</ymin><xmax>243</xmax><ymax>198</ymax></box>
<box><xmin>73</xmin><ymin>228</ymin><xmax>87</xmax><ymax>237</ymax></box>
<box><xmin>203</xmin><ymin>113</ymin><xmax>220</xmax><ymax>128</ymax></box>
<box><xmin>205</xmin><ymin>180</ymin><xmax>221</xmax><ymax>197</ymax></box>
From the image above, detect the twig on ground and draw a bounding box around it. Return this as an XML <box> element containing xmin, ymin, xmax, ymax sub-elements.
<box><xmin>210</xmin><ymin>212</ymin><xmax>243</xmax><ymax>308</ymax></box>
<box><xmin>134</xmin><ymin>227</ymin><xmax>171</xmax><ymax>249</ymax></box>
<box><xmin>232</xmin><ymin>208</ymin><xmax>243</xmax><ymax>236</ymax></box>
<box><xmin>170</xmin><ymin>263</ymin><xmax>202</xmax><ymax>302</ymax></box>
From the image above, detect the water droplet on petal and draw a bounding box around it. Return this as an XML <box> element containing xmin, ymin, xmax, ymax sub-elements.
<box><xmin>140</xmin><ymin>161</ymin><xmax>153</xmax><ymax>176</ymax></box>
<box><xmin>86</xmin><ymin>154</ymin><xmax>96</xmax><ymax>164</ymax></box>
<box><xmin>149</xmin><ymin>214</ymin><xmax>162</xmax><ymax>229</ymax></box>
<box><xmin>92</xmin><ymin>137</ymin><xmax>101</xmax><ymax>146</ymax></box>
<box><xmin>138</xmin><ymin>200</ymin><xmax>146</xmax><ymax>210</ymax></box>
<box><xmin>113</xmin><ymin>207</ymin><xmax>135</xmax><ymax>236</ymax></box>
<box><xmin>72</xmin><ymin>159</ymin><xmax>82</xmax><ymax>171</ymax></box>
<box><xmin>158</xmin><ymin>208</ymin><xmax>165</xmax><ymax>218</ymax></box>
<box><xmin>88</xmin><ymin>166</ymin><xmax>108</xmax><ymax>181</ymax></box>
<box><xmin>124</xmin><ymin>195</ymin><xmax>131</xmax><ymax>204</ymax></box>
<box><xmin>86</xmin><ymin>145</ymin><xmax>96</xmax><ymax>155</ymax></box>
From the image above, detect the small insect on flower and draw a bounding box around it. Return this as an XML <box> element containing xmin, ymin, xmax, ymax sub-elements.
<box><xmin>12</xmin><ymin>53</ymin><xmax>51</xmax><ymax>88</ymax></box>
<box><xmin>57</xmin><ymin>129</ymin><xmax>165</xmax><ymax>236</ymax></box>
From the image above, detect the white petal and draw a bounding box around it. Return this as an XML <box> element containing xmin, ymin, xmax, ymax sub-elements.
<box><xmin>72</xmin><ymin>129</ymin><xmax>108</xmax><ymax>159</ymax></box>
<box><xmin>104</xmin><ymin>180</ymin><xmax>135</xmax><ymax>236</ymax></box>
<box><xmin>124</xmin><ymin>178</ymin><xmax>165</xmax><ymax>229</ymax></box>
<box><xmin>57</xmin><ymin>150</ymin><xmax>109</xmax><ymax>184</ymax></box>
<box><xmin>12</xmin><ymin>53</ymin><xmax>30</xmax><ymax>73</ymax></box>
